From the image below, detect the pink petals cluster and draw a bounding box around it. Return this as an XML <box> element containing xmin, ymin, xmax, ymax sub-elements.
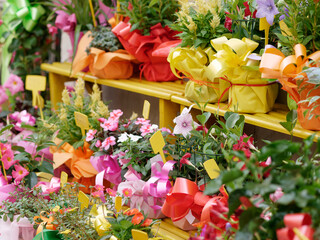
<box><xmin>99</xmin><ymin>109</ymin><xmax>123</xmax><ymax>132</ymax></box>
<box><xmin>135</xmin><ymin>118</ymin><xmax>158</xmax><ymax>137</ymax></box>
<box><xmin>9</xmin><ymin>110</ymin><xmax>36</xmax><ymax>131</ymax></box>
<box><xmin>0</xmin><ymin>143</ymin><xmax>29</xmax><ymax>184</ymax></box>
<box><xmin>0</xmin><ymin>74</ymin><xmax>24</xmax><ymax>108</ymax></box>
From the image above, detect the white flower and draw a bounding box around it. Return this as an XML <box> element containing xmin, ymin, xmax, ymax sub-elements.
<box><xmin>118</xmin><ymin>133</ymin><xmax>129</xmax><ymax>143</ymax></box>
<box><xmin>128</xmin><ymin>134</ymin><xmax>142</xmax><ymax>142</ymax></box>
<box><xmin>151</xmin><ymin>124</ymin><xmax>158</xmax><ymax>131</ymax></box>
<box><xmin>173</xmin><ymin>105</ymin><xmax>197</xmax><ymax>137</ymax></box>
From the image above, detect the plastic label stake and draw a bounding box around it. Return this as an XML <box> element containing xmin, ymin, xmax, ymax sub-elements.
<box><xmin>259</xmin><ymin>17</ymin><xmax>270</xmax><ymax>46</ymax></box>
<box><xmin>204</xmin><ymin>159</ymin><xmax>220</xmax><ymax>179</ymax></box>
<box><xmin>74</xmin><ymin>112</ymin><xmax>90</xmax><ymax>137</ymax></box>
<box><xmin>78</xmin><ymin>191</ymin><xmax>89</xmax><ymax>211</ymax></box>
<box><xmin>150</xmin><ymin>130</ymin><xmax>166</xmax><ymax>163</ymax></box>
<box><xmin>60</xmin><ymin>171</ymin><xmax>68</xmax><ymax>188</ymax></box>
<box><xmin>25</xmin><ymin>75</ymin><xmax>46</xmax><ymax>119</ymax></box>
<box><xmin>115</xmin><ymin>196</ymin><xmax>122</xmax><ymax>214</ymax></box>
<box><xmin>142</xmin><ymin>100</ymin><xmax>150</xmax><ymax>120</ymax></box>
<box><xmin>132</xmin><ymin>229</ymin><xmax>148</xmax><ymax>240</ymax></box>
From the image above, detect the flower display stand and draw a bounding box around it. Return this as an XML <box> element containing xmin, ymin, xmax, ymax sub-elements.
<box><xmin>41</xmin><ymin>62</ymin><xmax>320</xmax><ymax>141</ymax></box>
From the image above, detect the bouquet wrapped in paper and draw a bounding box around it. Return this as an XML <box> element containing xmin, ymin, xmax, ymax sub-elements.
<box><xmin>0</xmin><ymin>216</ymin><xmax>35</xmax><ymax>240</ymax></box>
<box><xmin>72</xmin><ymin>30</ymin><xmax>135</xmax><ymax>79</ymax></box>
<box><xmin>209</xmin><ymin>37</ymin><xmax>278</xmax><ymax>113</ymax></box>
<box><xmin>168</xmin><ymin>46</ymin><xmax>229</xmax><ymax>103</ymax></box>
<box><xmin>260</xmin><ymin>44</ymin><xmax>320</xmax><ymax>130</ymax></box>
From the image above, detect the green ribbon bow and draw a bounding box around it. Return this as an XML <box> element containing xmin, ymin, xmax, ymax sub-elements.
<box><xmin>0</xmin><ymin>0</ymin><xmax>45</xmax><ymax>83</ymax></box>
<box><xmin>33</xmin><ymin>229</ymin><xmax>63</xmax><ymax>240</ymax></box>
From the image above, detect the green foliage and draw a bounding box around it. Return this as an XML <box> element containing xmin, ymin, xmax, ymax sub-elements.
<box><xmin>275</xmin><ymin>0</ymin><xmax>320</xmax><ymax>54</ymax></box>
<box><xmin>119</xmin><ymin>0</ymin><xmax>180</xmax><ymax>35</ymax></box>
<box><xmin>205</xmin><ymin>134</ymin><xmax>320</xmax><ymax>239</ymax></box>
<box><xmin>172</xmin><ymin>0</ymin><xmax>227</xmax><ymax>48</ymax></box>
<box><xmin>87</xmin><ymin>26</ymin><xmax>123</xmax><ymax>53</ymax></box>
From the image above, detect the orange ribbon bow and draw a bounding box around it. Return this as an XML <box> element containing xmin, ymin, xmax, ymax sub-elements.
<box><xmin>34</xmin><ymin>212</ymin><xmax>56</xmax><ymax>235</ymax></box>
<box><xmin>51</xmin><ymin>139</ymin><xmax>97</xmax><ymax>180</ymax></box>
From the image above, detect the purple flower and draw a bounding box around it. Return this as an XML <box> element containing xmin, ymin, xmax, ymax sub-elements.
<box><xmin>256</xmin><ymin>0</ymin><xmax>279</xmax><ymax>26</ymax></box>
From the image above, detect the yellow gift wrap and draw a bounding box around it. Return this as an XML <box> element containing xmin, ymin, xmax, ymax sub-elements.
<box><xmin>168</xmin><ymin>46</ymin><xmax>229</xmax><ymax>103</ymax></box>
<box><xmin>208</xmin><ymin>37</ymin><xmax>278</xmax><ymax>113</ymax></box>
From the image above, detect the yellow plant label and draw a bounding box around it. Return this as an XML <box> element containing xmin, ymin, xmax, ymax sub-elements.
<box><xmin>74</xmin><ymin>111</ymin><xmax>90</xmax><ymax>136</ymax></box>
<box><xmin>203</xmin><ymin>159</ymin><xmax>220</xmax><ymax>179</ymax></box>
<box><xmin>132</xmin><ymin>229</ymin><xmax>148</xmax><ymax>240</ymax></box>
<box><xmin>60</xmin><ymin>171</ymin><xmax>68</xmax><ymax>188</ymax></box>
<box><xmin>279</xmin><ymin>20</ymin><xmax>292</xmax><ymax>37</ymax></box>
<box><xmin>25</xmin><ymin>75</ymin><xmax>46</xmax><ymax>119</ymax></box>
<box><xmin>150</xmin><ymin>130</ymin><xmax>166</xmax><ymax>163</ymax></box>
<box><xmin>115</xmin><ymin>196</ymin><xmax>122</xmax><ymax>213</ymax></box>
<box><xmin>259</xmin><ymin>17</ymin><xmax>270</xmax><ymax>46</ymax></box>
<box><xmin>78</xmin><ymin>191</ymin><xmax>89</xmax><ymax>211</ymax></box>
<box><xmin>142</xmin><ymin>100</ymin><xmax>150</xmax><ymax>120</ymax></box>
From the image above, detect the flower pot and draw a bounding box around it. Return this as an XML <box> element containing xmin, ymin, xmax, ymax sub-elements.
<box><xmin>0</xmin><ymin>215</ymin><xmax>35</xmax><ymax>240</ymax></box>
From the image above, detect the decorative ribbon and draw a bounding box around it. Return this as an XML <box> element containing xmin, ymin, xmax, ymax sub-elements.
<box><xmin>276</xmin><ymin>213</ymin><xmax>314</xmax><ymax>240</ymax></box>
<box><xmin>161</xmin><ymin>178</ymin><xmax>223</xmax><ymax>224</ymax></box>
<box><xmin>260</xmin><ymin>44</ymin><xmax>320</xmax><ymax>130</ymax></box>
<box><xmin>51</xmin><ymin>138</ymin><xmax>97</xmax><ymax>180</ymax></box>
<box><xmin>0</xmin><ymin>175</ymin><xmax>15</xmax><ymax>204</ymax></box>
<box><xmin>72</xmin><ymin>31</ymin><xmax>135</xmax><ymax>79</ymax></box>
<box><xmin>33</xmin><ymin>229</ymin><xmax>62</xmax><ymax>240</ymax></box>
<box><xmin>0</xmin><ymin>0</ymin><xmax>45</xmax><ymax>83</ymax></box>
<box><xmin>112</xmin><ymin>21</ymin><xmax>180</xmax><ymax>82</ymax></box>
<box><xmin>89</xmin><ymin>204</ymin><xmax>113</xmax><ymax>236</ymax></box>
<box><xmin>142</xmin><ymin>155</ymin><xmax>175</xmax><ymax>213</ymax></box>
<box><xmin>34</xmin><ymin>212</ymin><xmax>56</xmax><ymax>235</ymax></box>
<box><xmin>34</xmin><ymin>177</ymin><xmax>60</xmax><ymax>195</ymax></box>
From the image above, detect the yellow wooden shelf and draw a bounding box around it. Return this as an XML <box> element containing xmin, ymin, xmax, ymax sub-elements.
<box><xmin>171</xmin><ymin>95</ymin><xmax>320</xmax><ymax>140</ymax></box>
<box><xmin>41</xmin><ymin>62</ymin><xmax>320</xmax><ymax>140</ymax></box>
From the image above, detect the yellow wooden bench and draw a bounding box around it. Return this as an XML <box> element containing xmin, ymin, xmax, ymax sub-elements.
<box><xmin>41</xmin><ymin>62</ymin><xmax>320</xmax><ymax>140</ymax></box>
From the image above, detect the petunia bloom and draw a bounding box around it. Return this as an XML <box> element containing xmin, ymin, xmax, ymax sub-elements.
<box><xmin>12</xmin><ymin>165</ymin><xmax>29</xmax><ymax>183</ymax></box>
<box><xmin>173</xmin><ymin>106</ymin><xmax>198</xmax><ymax>137</ymax></box>
<box><xmin>179</xmin><ymin>153</ymin><xmax>192</xmax><ymax>169</ymax></box>
<box><xmin>256</xmin><ymin>0</ymin><xmax>279</xmax><ymax>25</ymax></box>
<box><xmin>3</xmin><ymin>74</ymin><xmax>24</xmax><ymax>96</ymax></box>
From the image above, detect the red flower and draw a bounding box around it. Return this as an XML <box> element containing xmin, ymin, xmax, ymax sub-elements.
<box><xmin>196</xmin><ymin>125</ymin><xmax>208</xmax><ymax>134</ymax></box>
<box><xmin>243</xmin><ymin>2</ymin><xmax>257</xmax><ymax>18</ymax></box>
<box><xmin>225</xmin><ymin>12</ymin><xmax>233</xmax><ymax>32</ymax></box>
<box><xmin>141</xmin><ymin>218</ymin><xmax>152</xmax><ymax>227</ymax></box>
<box><xmin>180</xmin><ymin>153</ymin><xmax>192</xmax><ymax>169</ymax></box>
<box><xmin>232</xmin><ymin>134</ymin><xmax>254</xmax><ymax>158</ymax></box>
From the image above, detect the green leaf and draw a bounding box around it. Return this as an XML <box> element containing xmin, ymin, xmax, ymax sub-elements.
<box><xmin>225</xmin><ymin>112</ymin><xmax>240</xmax><ymax>130</ymax></box>
<box><xmin>228</xmin><ymin>189</ymin><xmax>246</xmax><ymax>217</ymax></box>
<box><xmin>37</xmin><ymin>161</ymin><xmax>54</xmax><ymax>174</ymax></box>
<box><xmin>222</xmin><ymin>169</ymin><xmax>243</xmax><ymax>183</ymax></box>
<box><xmin>27</xmin><ymin>172</ymin><xmax>38</xmax><ymax>188</ymax></box>
<box><xmin>0</xmin><ymin>124</ymin><xmax>14</xmax><ymax>135</ymax></box>
<box><xmin>196</xmin><ymin>114</ymin><xmax>206</xmax><ymax>125</ymax></box>
<box><xmin>149</xmin><ymin>0</ymin><xmax>158</xmax><ymax>7</ymax></box>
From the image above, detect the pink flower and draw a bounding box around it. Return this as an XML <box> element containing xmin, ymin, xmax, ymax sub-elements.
<box><xmin>2</xmin><ymin>149</ymin><xmax>17</xmax><ymax>170</ymax></box>
<box><xmin>140</xmin><ymin>124</ymin><xmax>153</xmax><ymax>137</ymax></box>
<box><xmin>173</xmin><ymin>106</ymin><xmax>197</xmax><ymax>137</ymax></box>
<box><xmin>233</xmin><ymin>134</ymin><xmax>254</xmax><ymax>158</ymax></box>
<box><xmin>95</xmin><ymin>140</ymin><xmax>101</xmax><ymax>148</ymax></box>
<box><xmin>106</xmin><ymin>188</ymin><xmax>117</xmax><ymax>197</ymax></box>
<box><xmin>109</xmin><ymin>109</ymin><xmax>123</xmax><ymax>120</ymax></box>
<box><xmin>100</xmin><ymin>118</ymin><xmax>118</xmax><ymax>131</ymax></box>
<box><xmin>122</xmin><ymin>188</ymin><xmax>133</xmax><ymax>197</ymax></box>
<box><xmin>0</xmin><ymin>20</ymin><xmax>3</xmax><ymax>26</ymax></box>
<box><xmin>47</xmin><ymin>24</ymin><xmax>58</xmax><ymax>36</ymax></box>
<box><xmin>101</xmin><ymin>136</ymin><xmax>116</xmax><ymax>151</ymax></box>
<box><xmin>161</xmin><ymin>127</ymin><xmax>172</xmax><ymax>134</ymax></box>
<box><xmin>92</xmin><ymin>191</ymin><xmax>104</xmax><ymax>198</ymax></box>
<box><xmin>86</xmin><ymin>129</ymin><xmax>97</xmax><ymax>142</ymax></box>
<box><xmin>270</xmin><ymin>187</ymin><xmax>284</xmax><ymax>202</ymax></box>
<box><xmin>3</xmin><ymin>74</ymin><xmax>24</xmax><ymax>95</ymax></box>
<box><xmin>135</xmin><ymin>118</ymin><xmax>150</xmax><ymax>125</ymax></box>
<box><xmin>12</xmin><ymin>165</ymin><xmax>29</xmax><ymax>183</ymax></box>
<box><xmin>0</xmin><ymin>86</ymin><xmax>8</xmax><ymax>105</ymax></box>
<box><xmin>95</xmin><ymin>185</ymin><xmax>104</xmax><ymax>191</ymax></box>
<box><xmin>10</xmin><ymin>110</ymin><xmax>36</xmax><ymax>131</ymax></box>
